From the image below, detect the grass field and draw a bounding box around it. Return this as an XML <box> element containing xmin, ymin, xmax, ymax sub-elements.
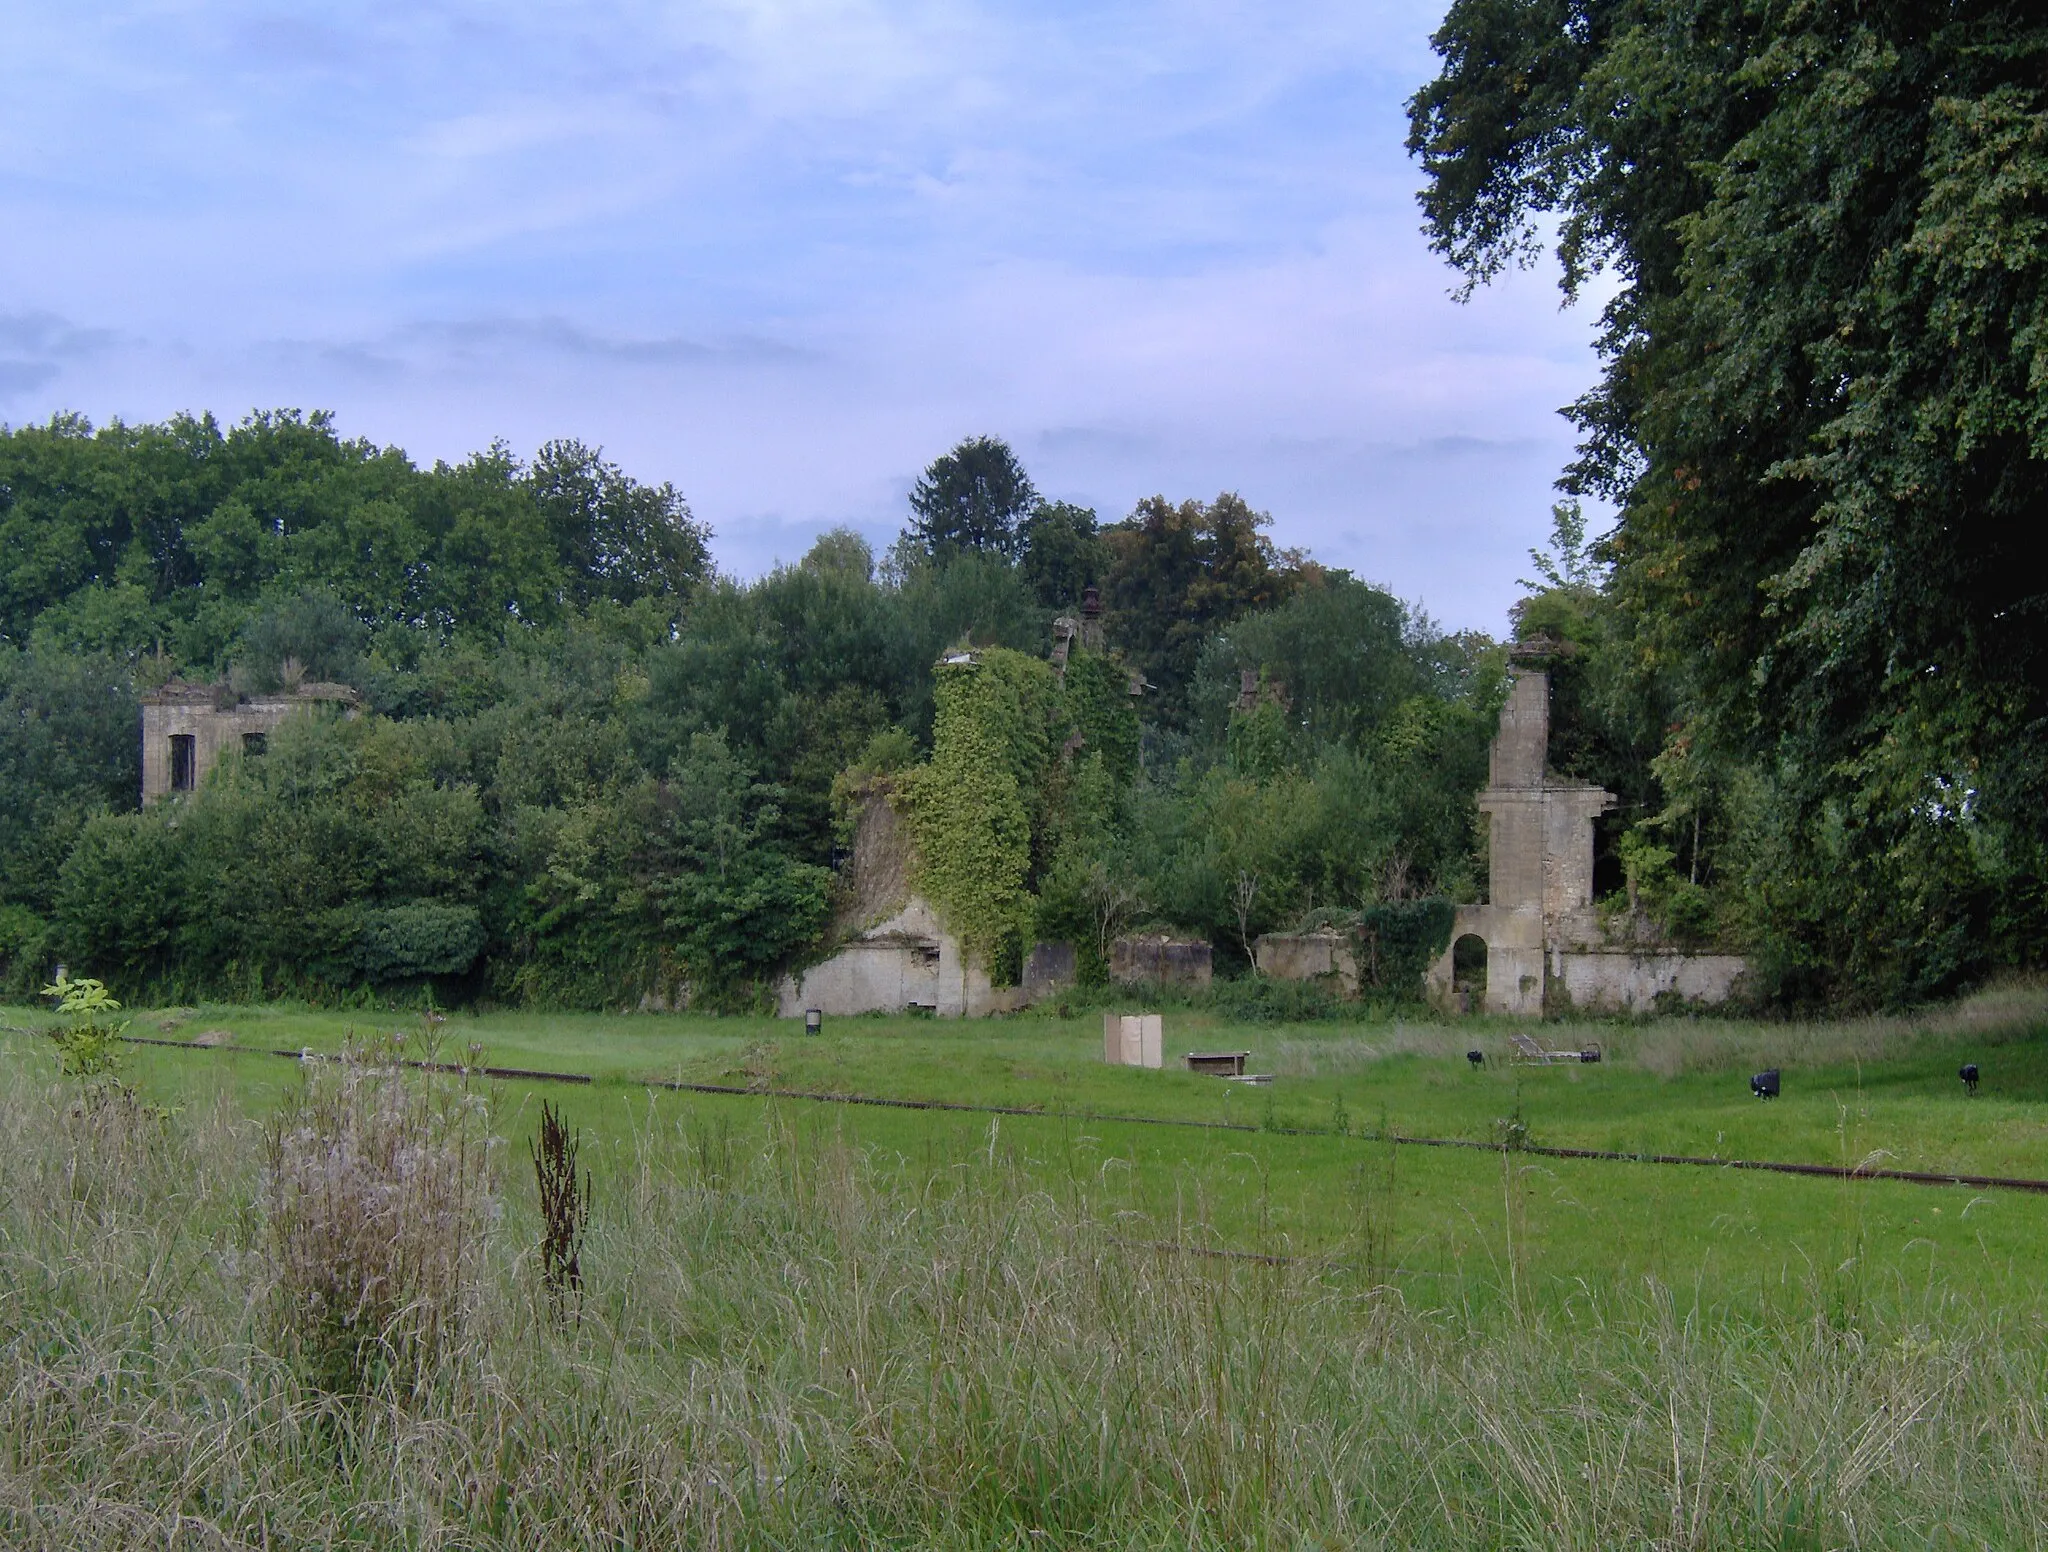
<box><xmin>4</xmin><ymin>987</ymin><xmax>2047</xmax><ymax>1546</ymax></box>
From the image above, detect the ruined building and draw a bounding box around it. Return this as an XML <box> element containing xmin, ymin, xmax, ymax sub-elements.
<box><xmin>1423</xmin><ymin>653</ymin><xmax>1746</xmax><ymax>1016</ymax></box>
<box><xmin>776</xmin><ymin>790</ymin><xmax>1042</xmax><ymax>1018</ymax></box>
<box><xmin>141</xmin><ymin>679</ymin><xmax>361</xmax><ymax>804</ymax></box>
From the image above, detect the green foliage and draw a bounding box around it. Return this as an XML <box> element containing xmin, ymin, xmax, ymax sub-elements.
<box><xmin>0</xmin><ymin>410</ymin><xmax>710</xmax><ymax>660</ymax></box>
<box><xmin>347</xmin><ymin>903</ymin><xmax>487</xmax><ymax>983</ymax></box>
<box><xmin>235</xmin><ymin>589</ymin><xmax>367</xmax><ymax>691</ymax></box>
<box><xmin>1224</xmin><ymin>695</ymin><xmax>1295</xmax><ymax>782</ymax></box>
<box><xmin>1207</xmin><ymin>973</ymin><xmax>1343</xmax><ymax>1023</ymax></box>
<box><xmin>1411</xmin><ymin>0</ymin><xmax>2048</xmax><ymax>1001</ymax></box>
<box><xmin>906</xmin><ymin>436</ymin><xmax>1037</xmax><ymax>562</ymax></box>
<box><xmin>0</xmin><ymin>904</ymin><xmax>49</xmax><ymax>997</ymax></box>
<box><xmin>0</xmin><ymin>647</ymin><xmax>140</xmax><ymax>915</ymax></box>
<box><xmin>898</xmin><ymin>652</ymin><xmax>1050</xmax><ymax>975</ymax></box>
<box><xmin>1103</xmin><ymin>492</ymin><xmax>1296</xmax><ymax>725</ymax></box>
<box><xmin>527</xmin><ymin>439</ymin><xmax>709</xmax><ymax>614</ymax></box>
<box><xmin>1018</xmin><ymin>500</ymin><xmax>1108</xmax><ymax>610</ymax></box>
<box><xmin>1193</xmin><ymin>573</ymin><xmax>1423</xmax><ymax>751</ymax></box>
<box><xmin>1058</xmin><ymin>650</ymin><xmax>1140</xmax><ymax>787</ymax></box>
<box><xmin>1351</xmin><ymin>899</ymin><xmax>1457</xmax><ymax>999</ymax></box>
<box><xmin>40</xmin><ymin>970</ymin><xmax>128</xmax><ymax>1081</ymax></box>
<box><xmin>647</xmin><ymin>733</ymin><xmax>833</xmax><ymax>998</ymax></box>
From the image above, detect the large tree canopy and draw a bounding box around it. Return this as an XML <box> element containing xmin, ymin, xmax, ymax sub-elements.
<box><xmin>1411</xmin><ymin>0</ymin><xmax>2048</xmax><ymax>999</ymax></box>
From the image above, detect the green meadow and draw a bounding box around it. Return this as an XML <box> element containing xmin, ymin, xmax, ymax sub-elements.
<box><xmin>5</xmin><ymin>988</ymin><xmax>2047</xmax><ymax>1546</ymax></box>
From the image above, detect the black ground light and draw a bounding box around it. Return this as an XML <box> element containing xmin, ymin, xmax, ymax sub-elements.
<box><xmin>1466</xmin><ymin>1049</ymin><xmax>1485</xmax><ymax>1069</ymax></box>
<box><xmin>1961</xmin><ymin>1063</ymin><xmax>1980</xmax><ymax>1096</ymax></box>
<box><xmin>1751</xmin><ymin>1068</ymin><xmax>1780</xmax><ymax>1099</ymax></box>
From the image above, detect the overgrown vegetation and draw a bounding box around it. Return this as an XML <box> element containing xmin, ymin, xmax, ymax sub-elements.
<box><xmin>263</xmin><ymin>1031</ymin><xmax>497</xmax><ymax>1395</ymax></box>
<box><xmin>9</xmin><ymin>46</ymin><xmax>2048</xmax><ymax>1020</ymax></box>
<box><xmin>0</xmin><ymin>418</ymin><xmax>1500</xmax><ymax>1007</ymax></box>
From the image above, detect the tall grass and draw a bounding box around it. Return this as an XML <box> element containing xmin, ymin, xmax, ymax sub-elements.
<box><xmin>1</xmin><ymin>1046</ymin><xmax>2044</xmax><ymax>1547</ymax></box>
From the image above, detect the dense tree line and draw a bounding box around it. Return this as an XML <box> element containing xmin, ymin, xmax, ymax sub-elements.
<box><xmin>1411</xmin><ymin>0</ymin><xmax>2048</xmax><ymax>1001</ymax></box>
<box><xmin>0</xmin><ymin>415</ymin><xmax>1496</xmax><ymax>1007</ymax></box>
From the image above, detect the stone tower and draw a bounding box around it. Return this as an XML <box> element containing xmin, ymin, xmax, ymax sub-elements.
<box><xmin>1426</xmin><ymin>653</ymin><xmax>1613</xmax><ymax>1016</ymax></box>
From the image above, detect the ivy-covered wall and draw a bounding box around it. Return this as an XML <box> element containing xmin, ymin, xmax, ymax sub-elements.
<box><xmin>896</xmin><ymin>646</ymin><xmax>1140</xmax><ymax>983</ymax></box>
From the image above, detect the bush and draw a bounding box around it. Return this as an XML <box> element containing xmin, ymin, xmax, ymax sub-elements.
<box><xmin>1209</xmin><ymin>975</ymin><xmax>1343</xmax><ymax>1023</ymax></box>
<box><xmin>0</xmin><ymin>903</ymin><xmax>49</xmax><ymax>998</ymax></box>
<box><xmin>263</xmin><ymin>1033</ymin><xmax>498</xmax><ymax>1394</ymax></box>
<box><xmin>349</xmin><ymin>902</ymin><xmax>487</xmax><ymax>982</ymax></box>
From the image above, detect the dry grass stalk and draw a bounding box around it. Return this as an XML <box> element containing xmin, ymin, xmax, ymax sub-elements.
<box><xmin>532</xmin><ymin>1098</ymin><xmax>591</xmax><ymax>1315</ymax></box>
<box><xmin>263</xmin><ymin>1030</ymin><xmax>497</xmax><ymax>1394</ymax></box>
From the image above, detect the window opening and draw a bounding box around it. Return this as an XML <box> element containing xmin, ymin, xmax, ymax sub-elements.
<box><xmin>1451</xmin><ymin>933</ymin><xmax>1488</xmax><ymax>1000</ymax></box>
<box><xmin>170</xmin><ymin>734</ymin><xmax>197</xmax><ymax>792</ymax></box>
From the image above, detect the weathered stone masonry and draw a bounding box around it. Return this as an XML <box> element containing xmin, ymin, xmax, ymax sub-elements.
<box><xmin>1424</xmin><ymin>658</ymin><xmax>1745</xmax><ymax>1016</ymax></box>
<box><xmin>140</xmin><ymin>680</ymin><xmax>361</xmax><ymax>804</ymax></box>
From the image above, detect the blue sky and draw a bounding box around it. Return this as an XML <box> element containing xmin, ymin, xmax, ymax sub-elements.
<box><xmin>0</xmin><ymin>0</ymin><xmax>1604</xmax><ymax>631</ymax></box>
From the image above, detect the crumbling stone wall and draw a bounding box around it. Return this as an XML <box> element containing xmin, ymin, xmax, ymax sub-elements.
<box><xmin>1111</xmin><ymin>934</ymin><xmax>1213</xmax><ymax>988</ymax></box>
<box><xmin>141</xmin><ymin>680</ymin><xmax>360</xmax><ymax>804</ymax></box>
<box><xmin>1253</xmin><ymin>931</ymin><xmax>1358</xmax><ymax>995</ymax></box>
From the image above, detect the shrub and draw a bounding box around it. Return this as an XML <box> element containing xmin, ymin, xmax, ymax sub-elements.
<box><xmin>263</xmin><ymin>1033</ymin><xmax>497</xmax><ymax>1394</ymax></box>
<box><xmin>350</xmin><ymin>902</ymin><xmax>487</xmax><ymax>982</ymax></box>
<box><xmin>0</xmin><ymin>902</ymin><xmax>49</xmax><ymax>998</ymax></box>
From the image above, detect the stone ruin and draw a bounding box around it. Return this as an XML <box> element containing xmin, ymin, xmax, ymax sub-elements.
<box><xmin>1422</xmin><ymin>650</ymin><xmax>1746</xmax><ymax>1016</ymax></box>
<box><xmin>1109</xmin><ymin>933</ymin><xmax>1213</xmax><ymax>988</ymax></box>
<box><xmin>1252</xmin><ymin>930</ymin><xmax>1358</xmax><ymax>995</ymax></box>
<box><xmin>141</xmin><ymin>678</ymin><xmax>361</xmax><ymax>804</ymax></box>
<box><xmin>776</xmin><ymin>791</ymin><xmax>1072</xmax><ymax>1019</ymax></box>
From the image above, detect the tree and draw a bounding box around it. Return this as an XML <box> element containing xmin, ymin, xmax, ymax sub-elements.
<box><xmin>1018</xmin><ymin>500</ymin><xmax>1107</xmax><ymax>610</ymax></box>
<box><xmin>1518</xmin><ymin>500</ymin><xmax>1605</xmax><ymax>597</ymax></box>
<box><xmin>1191</xmin><ymin>573</ymin><xmax>1425</xmax><ymax>753</ymax></box>
<box><xmin>0</xmin><ymin>648</ymin><xmax>139</xmax><ymax>915</ymax></box>
<box><xmin>525</xmin><ymin>440</ymin><xmax>711</xmax><ymax>614</ymax></box>
<box><xmin>906</xmin><ymin>436</ymin><xmax>1036</xmax><ymax>562</ymax></box>
<box><xmin>1103</xmin><ymin>492</ymin><xmax>1294</xmax><ymax>726</ymax></box>
<box><xmin>645</xmin><ymin>733</ymin><xmax>831</xmax><ymax>999</ymax></box>
<box><xmin>1410</xmin><ymin>0</ymin><xmax>2048</xmax><ymax>998</ymax></box>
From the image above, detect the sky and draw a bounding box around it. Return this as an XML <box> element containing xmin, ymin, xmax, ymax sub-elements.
<box><xmin>0</xmin><ymin>0</ymin><xmax>1604</xmax><ymax>633</ymax></box>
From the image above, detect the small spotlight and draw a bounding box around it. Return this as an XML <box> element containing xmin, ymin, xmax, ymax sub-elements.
<box><xmin>1960</xmin><ymin>1062</ymin><xmax>1980</xmax><ymax>1096</ymax></box>
<box><xmin>805</xmin><ymin>1008</ymin><xmax>823</xmax><ymax>1037</ymax></box>
<box><xmin>1751</xmin><ymin>1068</ymin><xmax>1780</xmax><ymax>1100</ymax></box>
<box><xmin>1466</xmin><ymin>1049</ymin><xmax>1485</xmax><ymax>1069</ymax></box>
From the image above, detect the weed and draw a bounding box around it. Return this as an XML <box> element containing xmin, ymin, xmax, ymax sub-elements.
<box><xmin>263</xmin><ymin>1030</ymin><xmax>497</xmax><ymax>1394</ymax></box>
<box><xmin>41</xmin><ymin>971</ymin><xmax>128</xmax><ymax>1084</ymax></box>
<box><xmin>532</xmin><ymin>1098</ymin><xmax>592</xmax><ymax>1316</ymax></box>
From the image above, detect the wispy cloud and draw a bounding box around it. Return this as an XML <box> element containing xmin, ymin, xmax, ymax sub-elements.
<box><xmin>0</xmin><ymin>310</ymin><xmax>117</xmax><ymax>406</ymax></box>
<box><xmin>0</xmin><ymin>0</ymin><xmax>1601</xmax><ymax>629</ymax></box>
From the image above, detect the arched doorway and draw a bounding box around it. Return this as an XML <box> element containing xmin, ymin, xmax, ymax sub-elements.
<box><xmin>1451</xmin><ymin>933</ymin><xmax>1487</xmax><ymax>1012</ymax></box>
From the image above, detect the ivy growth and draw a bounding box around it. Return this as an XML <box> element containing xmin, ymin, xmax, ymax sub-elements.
<box><xmin>896</xmin><ymin>650</ymin><xmax>1055</xmax><ymax>979</ymax></box>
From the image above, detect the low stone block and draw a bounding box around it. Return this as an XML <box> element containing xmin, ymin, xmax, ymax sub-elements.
<box><xmin>1110</xmin><ymin>934</ymin><xmax>1212</xmax><ymax>988</ymax></box>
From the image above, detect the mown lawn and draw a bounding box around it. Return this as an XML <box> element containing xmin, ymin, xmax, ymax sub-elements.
<box><xmin>10</xmin><ymin>984</ymin><xmax>2047</xmax><ymax>1323</ymax></box>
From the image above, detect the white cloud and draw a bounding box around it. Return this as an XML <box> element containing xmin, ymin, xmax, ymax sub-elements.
<box><xmin>0</xmin><ymin>0</ymin><xmax>1605</xmax><ymax>632</ymax></box>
